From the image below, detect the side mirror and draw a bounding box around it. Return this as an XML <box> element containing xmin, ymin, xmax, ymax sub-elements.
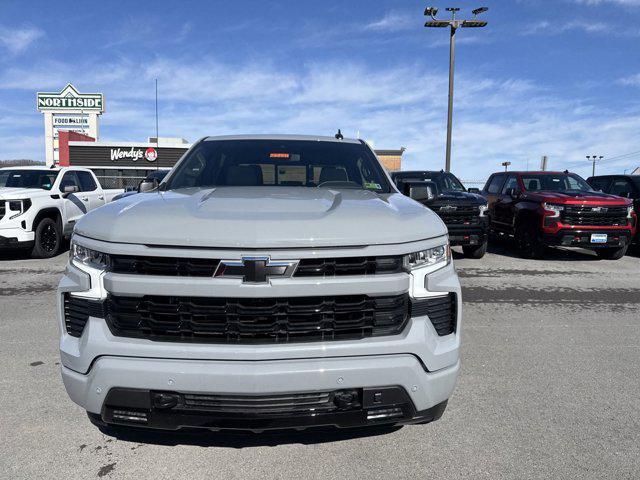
<box><xmin>505</xmin><ymin>187</ymin><xmax>521</xmax><ymax>198</ymax></box>
<box><xmin>467</xmin><ymin>187</ymin><xmax>481</xmax><ymax>194</ymax></box>
<box><xmin>403</xmin><ymin>180</ymin><xmax>437</xmax><ymax>202</ymax></box>
<box><xmin>62</xmin><ymin>185</ymin><xmax>79</xmax><ymax>198</ymax></box>
<box><xmin>139</xmin><ymin>179</ymin><xmax>159</xmax><ymax>193</ymax></box>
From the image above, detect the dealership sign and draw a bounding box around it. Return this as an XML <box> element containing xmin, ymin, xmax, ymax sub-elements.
<box><xmin>37</xmin><ymin>84</ymin><xmax>104</xmax><ymax>112</ymax></box>
<box><xmin>110</xmin><ymin>147</ymin><xmax>158</xmax><ymax>163</ymax></box>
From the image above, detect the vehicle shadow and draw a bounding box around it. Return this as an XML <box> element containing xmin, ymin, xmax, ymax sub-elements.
<box><xmin>99</xmin><ymin>424</ymin><xmax>402</xmax><ymax>448</ymax></box>
<box><xmin>0</xmin><ymin>241</ymin><xmax>70</xmax><ymax>262</ymax></box>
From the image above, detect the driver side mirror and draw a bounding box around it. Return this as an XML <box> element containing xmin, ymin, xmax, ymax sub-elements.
<box><xmin>403</xmin><ymin>180</ymin><xmax>437</xmax><ymax>202</ymax></box>
<box><xmin>62</xmin><ymin>185</ymin><xmax>79</xmax><ymax>198</ymax></box>
<box><xmin>505</xmin><ymin>187</ymin><xmax>521</xmax><ymax>198</ymax></box>
<box><xmin>467</xmin><ymin>187</ymin><xmax>481</xmax><ymax>194</ymax></box>
<box><xmin>139</xmin><ymin>179</ymin><xmax>159</xmax><ymax>193</ymax></box>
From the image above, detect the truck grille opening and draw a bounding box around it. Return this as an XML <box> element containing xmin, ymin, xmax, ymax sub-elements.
<box><xmin>561</xmin><ymin>205</ymin><xmax>628</xmax><ymax>227</ymax></box>
<box><xmin>108</xmin><ymin>255</ymin><xmax>404</xmax><ymax>277</ymax></box>
<box><xmin>411</xmin><ymin>293</ymin><xmax>457</xmax><ymax>336</ymax></box>
<box><xmin>435</xmin><ymin>205</ymin><xmax>480</xmax><ymax>226</ymax></box>
<box><xmin>0</xmin><ymin>201</ymin><xmax>5</xmax><ymax>219</ymax></box>
<box><xmin>63</xmin><ymin>294</ymin><xmax>104</xmax><ymax>338</ymax></box>
<box><xmin>103</xmin><ymin>294</ymin><xmax>410</xmax><ymax>343</ymax></box>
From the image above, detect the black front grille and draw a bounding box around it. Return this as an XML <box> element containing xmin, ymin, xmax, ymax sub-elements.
<box><xmin>0</xmin><ymin>201</ymin><xmax>5</xmax><ymax>219</ymax></box>
<box><xmin>181</xmin><ymin>390</ymin><xmax>355</xmax><ymax>415</ymax></box>
<box><xmin>562</xmin><ymin>206</ymin><xmax>628</xmax><ymax>227</ymax></box>
<box><xmin>294</xmin><ymin>256</ymin><xmax>403</xmax><ymax>277</ymax></box>
<box><xmin>411</xmin><ymin>293</ymin><xmax>457</xmax><ymax>336</ymax></box>
<box><xmin>110</xmin><ymin>256</ymin><xmax>220</xmax><ymax>276</ymax></box>
<box><xmin>109</xmin><ymin>255</ymin><xmax>404</xmax><ymax>277</ymax></box>
<box><xmin>63</xmin><ymin>294</ymin><xmax>104</xmax><ymax>337</ymax></box>
<box><xmin>435</xmin><ymin>205</ymin><xmax>480</xmax><ymax>226</ymax></box>
<box><xmin>104</xmin><ymin>294</ymin><xmax>409</xmax><ymax>343</ymax></box>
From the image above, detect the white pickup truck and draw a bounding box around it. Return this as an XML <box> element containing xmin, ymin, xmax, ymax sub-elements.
<box><xmin>0</xmin><ymin>166</ymin><xmax>123</xmax><ymax>257</ymax></box>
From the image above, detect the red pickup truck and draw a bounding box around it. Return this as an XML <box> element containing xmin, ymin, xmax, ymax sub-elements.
<box><xmin>481</xmin><ymin>171</ymin><xmax>636</xmax><ymax>259</ymax></box>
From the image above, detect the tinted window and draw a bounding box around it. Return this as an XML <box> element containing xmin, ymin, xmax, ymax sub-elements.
<box><xmin>610</xmin><ymin>178</ymin><xmax>634</xmax><ymax>197</ymax></box>
<box><xmin>485</xmin><ymin>174</ymin><xmax>505</xmax><ymax>194</ymax></box>
<box><xmin>0</xmin><ymin>169</ymin><xmax>59</xmax><ymax>190</ymax></box>
<box><xmin>588</xmin><ymin>177</ymin><xmax>611</xmax><ymax>193</ymax></box>
<box><xmin>167</xmin><ymin>140</ymin><xmax>391</xmax><ymax>193</ymax></box>
<box><xmin>77</xmin><ymin>171</ymin><xmax>98</xmax><ymax>192</ymax></box>
<box><xmin>392</xmin><ymin>172</ymin><xmax>465</xmax><ymax>192</ymax></box>
<box><xmin>521</xmin><ymin>173</ymin><xmax>592</xmax><ymax>192</ymax></box>
<box><xmin>60</xmin><ymin>172</ymin><xmax>80</xmax><ymax>191</ymax></box>
<box><xmin>501</xmin><ymin>175</ymin><xmax>519</xmax><ymax>194</ymax></box>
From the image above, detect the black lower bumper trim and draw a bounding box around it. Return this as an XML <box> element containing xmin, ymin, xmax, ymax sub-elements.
<box><xmin>541</xmin><ymin>230</ymin><xmax>631</xmax><ymax>248</ymax></box>
<box><xmin>96</xmin><ymin>387</ymin><xmax>448</xmax><ymax>432</ymax></box>
<box><xmin>0</xmin><ymin>236</ymin><xmax>33</xmax><ymax>250</ymax></box>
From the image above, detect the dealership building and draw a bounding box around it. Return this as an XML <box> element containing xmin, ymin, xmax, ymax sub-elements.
<box><xmin>43</xmin><ymin>84</ymin><xmax>405</xmax><ymax>189</ymax></box>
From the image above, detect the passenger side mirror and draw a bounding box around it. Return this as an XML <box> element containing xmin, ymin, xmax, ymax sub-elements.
<box><xmin>505</xmin><ymin>187</ymin><xmax>521</xmax><ymax>198</ymax></box>
<box><xmin>62</xmin><ymin>185</ymin><xmax>79</xmax><ymax>198</ymax></box>
<box><xmin>139</xmin><ymin>179</ymin><xmax>159</xmax><ymax>193</ymax></box>
<box><xmin>467</xmin><ymin>187</ymin><xmax>481</xmax><ymax>194</ymax></box>
<box><xmin>403</xmin><ymin>180</ymin><xmax>437</xmax><ymax>202</ymax></box>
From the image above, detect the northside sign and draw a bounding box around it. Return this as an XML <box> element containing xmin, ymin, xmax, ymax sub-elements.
<box><xmin>37</xmin><ymin>84</ymin><xmax>104</xmax><ymax>112</ymax></box>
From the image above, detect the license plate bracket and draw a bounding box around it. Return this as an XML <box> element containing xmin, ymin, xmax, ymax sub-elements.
<box><xmin>590</xmin><ymin>233</ymin><xmax>608</xmax><ymax>244</ymax></box>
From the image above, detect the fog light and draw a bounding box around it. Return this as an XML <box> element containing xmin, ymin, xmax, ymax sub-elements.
<box><xmin>112</xmin><ymin>409</ymin><xmax>148</xmax><ymax>423</ymax></box>
<box><xmin>366</xmin><ymin>407</ymin><xmax>403</xmax><ymax>421</ymax></box>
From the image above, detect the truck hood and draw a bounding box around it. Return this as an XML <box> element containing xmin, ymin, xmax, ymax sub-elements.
<box><xmin>75</xmin><ymin>186</ymin><xmax>447</xmax><ymax>248</ymax></box>
<box><xmin>525</xmin><ymin>190</ymin><xmax>632</xmax><ymax>205</ymax></box>
<box><xmin>0</xmin><ymin>187</ymin><xmax>51</xmax><ymax>200</ymax></box>
<box><xmin>428</xmin><ymin>190</ymin><xmax>486</xmax><ymax>205</ymax></box>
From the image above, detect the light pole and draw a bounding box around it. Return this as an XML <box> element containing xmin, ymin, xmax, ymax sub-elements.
<box><xmin>502</xmin><ymin>161</ymin><xmax>511</xmax><ymax>172</ymax></box>
<box><xmin>424</xmin><ymin>6</ymin><xmax>488</xmax><ymax>173</ymax></box>
<box><xmin>586</xmin><ymin>155</ymin><xmax>603</xmax><ymax>177</ymax></box>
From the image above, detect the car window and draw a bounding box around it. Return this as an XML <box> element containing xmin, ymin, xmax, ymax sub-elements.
<box><xmin>485</xmin><ymin>174</ymin><xmax>505</xmax><ymax>194</ymax></box>
<box><xmin>77</xmin><ymin>171</ymin><xmax>98</xmax><ymax>192</ymax></box>
<box><xmin>0</xmin><ymin>169</ymin><xmax>59</xmax><ymax>190</ymax></box>
<box><xmin>610</xmin><ymin>178</ymin><xmax>634</xmax><ymax>198</ymax></box>
<box><xmin>501</xmin><ymin>175</ymin><xmax>519</xmax><ymax>194</ymax></box>
<box><xmin>167</xmin><ymin>139</ymin><xmax>391</xmax><ymax>192</ymax></box>
<box><xmin>59</xmin><ymin>172</ymin><xmax>81</xmax><ymax>191</ymax></box>
<box><xmin>588</xmin><ymin>177</ymin><xmax>611</xmax><ymax>193</ymax></box>
<box><xmin>520</xmin><ymin>174</ymin><xmax>592</xmax><ymax>192</ymax></box>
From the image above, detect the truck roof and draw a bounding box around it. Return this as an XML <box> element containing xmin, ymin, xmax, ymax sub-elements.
<box><xmin>489</xmin><ymin>171</ymin><xmax>575</xmax><ymax>176</ymax></box>
<box><xmin>0</xmin><ymin>165</ymin><xmax>93</xmax><ymax>172</ymax></box>
<box><xmin>202</xmin><ymin>134</ymin><xmax>362</xmax><ymax>145</ymax></box>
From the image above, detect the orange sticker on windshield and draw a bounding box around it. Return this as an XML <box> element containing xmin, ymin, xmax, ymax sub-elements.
<box><xmin>269</xmin><ymin>153</ymin><xmax>290</xmax><ymax>158</ymax></box>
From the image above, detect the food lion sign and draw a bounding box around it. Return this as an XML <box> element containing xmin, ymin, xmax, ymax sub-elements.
<box><xmin>37</xmin><ymin>84</ymin><xmax>104</xmax><ymax>166</ymax></box>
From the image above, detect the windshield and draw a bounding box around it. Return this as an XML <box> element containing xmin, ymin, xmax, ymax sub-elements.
<box><xmin>521</xmin><ymin>173</ymin><xmax>593</xmax><ymax>192</ymax></box>
<box><xmin>394</xmin><ymin>172</ymin><xmax>466</xmax><ymax>193</ymax></box>
<box><xmin>165</xmin><ymin>139</ymin><xmax>391</xmax><ymax>193</ymax></box>
<box><xmin>0</xmin><ymin>169</ymin><xmax>59</xmax><ymax>190</ymax></box>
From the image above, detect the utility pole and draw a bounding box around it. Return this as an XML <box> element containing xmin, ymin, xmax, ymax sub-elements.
<box><xmin>586</xmin><ymin>155</ymin><xmax>603</xmax><ymax>177</ymax></box>
<box><xmin>424</xmin><ymin>6</ymin><xmax>488</xmax><ymax>172</ymax></box>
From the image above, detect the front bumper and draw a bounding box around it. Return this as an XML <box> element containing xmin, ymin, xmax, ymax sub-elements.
<box><xmin>62</xmin><ymin>355</ymin><xmax>459</xmax><ymax>431</ymax></box>
<box><xmin>541</xmin><ymin>229</ymin><xmax>632</xmax><ymax>248</ymax></box>
<box><xmin>446</xmin><ymin>223</ymin><xmax>488</xmax><ymax>246</ymax></box>
<box><xmin>0</xmin><ymin>226</ymin><xmax>34</xmax><ymax>249</ymax></box>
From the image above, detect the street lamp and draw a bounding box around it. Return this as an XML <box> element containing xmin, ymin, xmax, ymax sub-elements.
<box><xmin>586</xmin><ymin>155</ymin><xmax>604</xmax><ymax>177</ymax></box>
<box><xmin>424</xmin><ymin>6</ymin><xmax>488</xmax><ymax>173</ymax></box>
<box><xmin>502</xmin><ymin>161</ymin><xmax>511</xmax><ymax>172</ymax></box>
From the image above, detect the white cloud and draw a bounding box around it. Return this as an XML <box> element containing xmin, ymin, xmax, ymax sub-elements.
<box><xmin>363</xmin><ymin>11</ymin><xmax>415</xmax><ymax>32</ymax></box>
<box><xmin>572</xmin><ymin>0</ymin><xmax>640</xmax><ymax>6</ymax></box>
<box><xmin>1</xmin><ymin>56</ymin><xmax>639</xmax><ymax>179</ymax></box>
<box><xmin>0</xmin><ymin>25</ymin><xmax>44</xmax><ymax>55</ymax></box>
<box><xmin>523</xmin><ymin>19</ymin><xmax>611</xmax><ymax>35</ymax></box>
<box><xmin>619</xmin><ymin>73</ymin><xmax>640</xmax><ymax>86</ymax></box>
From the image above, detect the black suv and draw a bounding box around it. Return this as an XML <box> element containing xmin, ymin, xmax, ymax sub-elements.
<box><xmin>391</xmin><ymin>170</ymin><xmax>489</xmax><ymax>258</ymax></box>
<box><xmin>587</xmin><ymin>174</ymin><xmax>640</xmax><ymax>251</ymax></box>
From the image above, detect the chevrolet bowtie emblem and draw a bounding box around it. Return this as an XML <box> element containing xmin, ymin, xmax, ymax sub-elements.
<box><xmin>214</xmin><ymin>256</ymin><xmax>298</xmax><ymax>283</ymax></box>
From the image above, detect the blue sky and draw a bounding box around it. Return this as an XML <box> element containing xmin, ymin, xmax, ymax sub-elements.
<box><xmin>1</xmin><ymin>0</ymin><xmax>640</xmax><ymax>180</ymax></box>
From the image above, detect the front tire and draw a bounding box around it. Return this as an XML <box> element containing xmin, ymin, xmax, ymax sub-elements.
<box><xmin>515</xmin><ymin>222</ymin><xmax>544</xmax><ymax>259</ymax></box>
<box><xmin>31</xmin><ymin>217</ymin><xmax>61</xmax><ymax>258</ymax></box>
<box><xmin>462</xmin><ymin>241</ymin><xmax>487</xmax><ymax>259</ymax></box>
<box><xmin>595</xmin><ymin>245</ymin><xmax>628</xmax><ymax>260</ymax></box>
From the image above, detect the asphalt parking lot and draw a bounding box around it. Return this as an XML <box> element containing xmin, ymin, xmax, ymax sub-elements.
<box><xmin>1</xmin><ymin>244</ymin><xmax>639</xmax><ymax>480</ymax></box>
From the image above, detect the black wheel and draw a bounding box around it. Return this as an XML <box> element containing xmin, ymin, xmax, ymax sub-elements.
<box><xmin>515</xmin><ymin>222</ymin><xmax>544</xmax><ymax>259</ymax></box>
<box><xmin>462</xmin><ymin>241</ymin><xmax>487</xmax><ymax>259</ymax></box>
<box><xmin>595</xmin><ymin>245</ymin><xmax>628</xmax><ymax>260</ymax></box>
<box><xmin>31</xmin><ymin>217</ymin><xmax>61</xmax><ymax>258</ymax></box>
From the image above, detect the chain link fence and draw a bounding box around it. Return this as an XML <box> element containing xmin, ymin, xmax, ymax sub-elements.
<box><xmin>96</xmin><ymin>175</ymin><xmax>145</xmax><ymax>192</ymax></box>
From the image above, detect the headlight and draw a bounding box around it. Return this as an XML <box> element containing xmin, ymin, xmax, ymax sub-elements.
<box><xmin>6</xmin><ymin>199</ymin><xmax>31</xmax><ymax>219</ymax></box>
<box><xmin>478</xmin><ymin>204</ymin><xmax>488</xmax><ymax>217</ymax></box>
<box><xmin>628</xmin><ymin>205</ymin><xmax>634</xmax><ymax>219</ymax></box>
<box><xmin>70</xmin><ymin>242</ymin><xmax>111</xmax><ymax>270</ymax></box>
<box><xmin>404</xmin><ymin>243</ymin><xmax>451</xmax><ymax>272</ymax></box>
<box><xmin>542</xmin><ymin>202</ymin><xmax>564</xmax><ymax>218</ymax></box>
